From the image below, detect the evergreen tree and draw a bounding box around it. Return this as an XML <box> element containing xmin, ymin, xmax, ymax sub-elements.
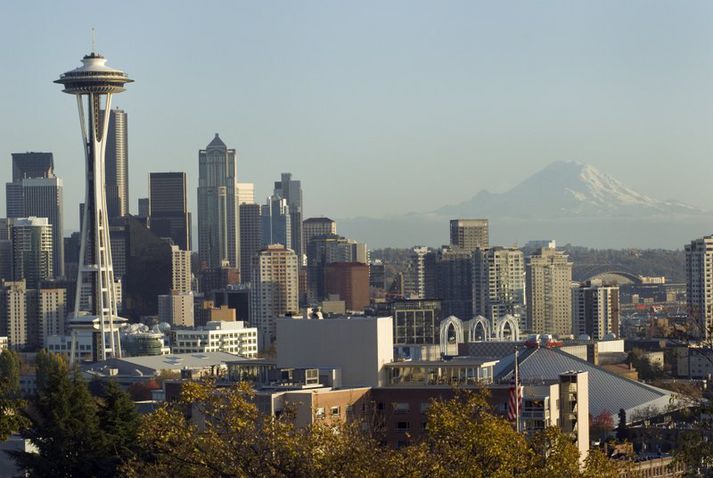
<box><xmin>616</xmin><ymin>408</ymin><xmax>628</xmax><ymax>441</ymax></box>
<box><xmin>9</xmin><ymin>351</ymin><xmax>104</xmax><ymax>477</ymax></box>
<box><xmin>95</xmin><ymin>380</ymin><xmax>141</xmax><ymax>475</ymax></box>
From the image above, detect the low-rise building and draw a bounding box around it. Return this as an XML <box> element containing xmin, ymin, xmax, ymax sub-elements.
<box><xmin>171</xmin><ymin>321</ymin><xmax>258</xmax><ymax>357</ymax></box>
<box><xmin>276</xmin><ymin>316</ymin><xmax>393</xmax><ymax>387</ymax></box>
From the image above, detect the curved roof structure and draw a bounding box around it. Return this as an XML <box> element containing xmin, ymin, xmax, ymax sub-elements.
<box><xmin>495</xmin><ymin>347</ymin><xmax>675</xmax><ymax>424</ymax></box>
<box><xmin>585</xmin><ymin>271</ymin><xmax>642</xmax><ymax>285</ymax></box>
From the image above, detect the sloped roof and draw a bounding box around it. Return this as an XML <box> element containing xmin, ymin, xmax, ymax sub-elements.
<box><xmin>207</xmin><ymin>133</ymin><xmax>226</xmax><ymax>148</ymax></box>
<box><xmin>495</xmin><ymin>347</ymin><xmax>674</xmax><ymax>423</ymax></box>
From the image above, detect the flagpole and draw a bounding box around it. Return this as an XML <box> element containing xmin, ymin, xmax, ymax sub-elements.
<box><xmin>514</xmin><ymin>347</ymin><xmax>520</xmax><ymax>433</ymax></box>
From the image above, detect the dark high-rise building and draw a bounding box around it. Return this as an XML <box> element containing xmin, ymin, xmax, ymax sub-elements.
<box><xmin>239</xmin><ymin>203</ymin><xmax>262</xmax><ymax>284</ymax></box>
<box><xmin>12</xmin><ymin>152</ymin><xmax>54</xmax><ymax>182</ymax></box>
<box><xmin>303</xmin><ymin>217</ymin><xmax>336</xmax><ymax>257</ymax></box>
<box><xmin>110</xmin><ymin>216</ymin><xmax>173</xmax><ymax>320</ymax></box>
<box><xmin>149</xmin><ymin>172</ymin><xmax>191</xmax><ymax>251</ymax></box>
<box><xmin>103</xmin><ymin>108</ymin><xmax>129</xmax><ymax>218</ymax></box>
<box><xmin>274</xmin><ymin>173</ymin><xmax>303</xmax><ymax>259</ymax></box>
<box><xmin>261</xmin><ymin>195</ymin><xmax>291</xmax><ymax>249</ymax></box>
<box><xmin>427</xmin><ymin>247</ymin><xmax>473</xmax><ymax>320</ymax></box>
<box><xmin>6</xmin><ymin>153</ymin><xmax>64</xmax><ymax>277</ymax></box>
<box><xmin>138</xmin><ymin>198</ymin><xmax>150</xmax><ymax>218</ymax></box>
<box><xmin>449</xmin><ymin>219</ymin><xmax>489</xmax><ymax>252</ymax></box>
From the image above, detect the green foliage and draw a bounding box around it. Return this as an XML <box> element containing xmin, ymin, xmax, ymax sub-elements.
<box><xmin>0</xmin><ymin>348</ymin><xmax>27</xmax><ymax>440</ymax></box>
<box><xmin>9</xmin><ymin>351</ymin><xmax>140</xmax><ymax>478</ymax></box>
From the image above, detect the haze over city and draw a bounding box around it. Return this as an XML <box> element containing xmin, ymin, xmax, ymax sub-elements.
<box><xmin>2</xmin><ymin>0</ymin><xmax>713</xmax><ymax>245</ymax></box>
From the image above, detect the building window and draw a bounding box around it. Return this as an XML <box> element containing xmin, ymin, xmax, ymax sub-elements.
<box><xmin>315</xmin><ymin>407</ymin><xmax>325</xmax><ymax>419</ymax></box>
<box><xmin>393</xmin><ymin>402</ymin><xmax>410</xmax><ymax>414</ymax></box>
<box><xmin>396</xmin><ymin>421</ymin><xmax>410</xmax><ymax>431</ymax></box>
<box><xmin>331</xmin><ymin>406</ymin><xmax>340</xmax><ymax>417</ymax></box>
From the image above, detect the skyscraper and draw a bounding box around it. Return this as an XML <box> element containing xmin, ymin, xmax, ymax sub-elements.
<box><xmin>306</xmin><ymin>234</ymin><xmax>368</xmax><ymax>302</ymax></box>
<box><xmin>261</xmin><ymin>195</ymin><xmax>291</xmax><ymax>248</ymax></box>
<box><xmin>103</xmin><ymin>108</ymin><xmax>129</xmax><ymax>218</ymax></box>
<box><xmin>197</xmin><ymin>134</ymin><xmax>239</xmax><ymax>269</ymax></box>
<box><xmin>55</xmin><ymin>50</ymin><xmax>132</xmax><ymax>362</ymax></box>
<box><xmin>7</xmin><ymin>152</ymin><xmax>64</xmax><ymax>277</ymax></box>
<box><xmin>572</xmin><ymin>280</ymin><xmax>620</xmax><ymax>340</ymax></box>
<box><xmin>239</xmin><ymin>202</ymin><xmax>262</xmax><ymax>284</ymax></box>
<box><xmin>526</xmin><ymin>242</ymin><xmax>573</xmax><ymax>335</ymax></box>
<box><xmin>250</xmin><ymin>244</ymin><xmax>299</xmax><ymax>349</ymax></box>
<box><xmin>303</xmin><ymin>217</ymin><xmax>336</xmax><ymax>257</ymax></box>
<box><xmin>449</xmin><ymin>219</ymin><xmax>489</xmax><ymax>252</ymax></box>
<box><xmin>685</xmin><ymin>236</ymin><xmax>713</xmax><ymax>339</ymax></box>
<box><xmin>11</xmin><ymin>217</ymin><xmax>53</xmax><ymax>289</ymax></box>
<box><xmin>274</xmin><ymin>173</ymin><xmax>303</xmax><ymax>259</ymax></box>
<box><xmin>12</xmin><ymin>152</ymin><xmax>54</xmax><ymax>182</ymax></box>
<box><xmin>149</xmin><ymin>172</ymin><xmax>191</xmax><ymax>251</ymax></box>
<box><xmin>473</xmin><ymin>246</ymin><xmax>526</xmax><ymax>330</ymax></box>
<box><xmin>429</xmin><ymin>246</ymin><xmax>473</xmax><ymax>320</ymax></box>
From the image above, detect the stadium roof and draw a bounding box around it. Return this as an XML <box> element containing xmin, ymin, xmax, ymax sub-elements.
<box><xmin>494</xmin><ymin>347</ymin><xmax>676</xmax><ymax>424</ymax></box>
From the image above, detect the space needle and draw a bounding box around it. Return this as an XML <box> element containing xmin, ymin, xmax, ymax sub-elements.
<box><xmin>55</xmin><ymin>49</ymin><xmax>132</xmax><ymax>364</ymax></box>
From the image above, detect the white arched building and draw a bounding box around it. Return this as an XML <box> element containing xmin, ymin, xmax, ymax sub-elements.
<box><xmin>439</xmin><ymin>314</ymin><xmax>521</xmax><ymax>354</ymax></box>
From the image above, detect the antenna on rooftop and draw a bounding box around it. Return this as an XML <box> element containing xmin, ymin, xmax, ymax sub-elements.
<box><xmin>91</xmin><ymin>27</ymin><xmax>96</xmax><ymax>53</ymax></box>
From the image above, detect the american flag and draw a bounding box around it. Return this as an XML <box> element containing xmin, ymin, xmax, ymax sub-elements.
<box><xmin>507</xmin><ymin>378</ymin><xmax>523</xmax><ymax>421</ymax></box>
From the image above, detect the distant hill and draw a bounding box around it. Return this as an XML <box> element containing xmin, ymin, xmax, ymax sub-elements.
<box><xmin>339</xmin><ymin>161</ymin><xmax>712</xmax><ymax>249</ymax></box>
<box><xmin>371</xmin><ymin>246</ymin><xmax>686</xmax><ymax>284</ymax></box>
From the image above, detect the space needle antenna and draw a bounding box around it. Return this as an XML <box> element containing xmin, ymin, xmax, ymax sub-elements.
<box><xmin>91</xmin><ymin>27</ymin><xmax>96</xmax><ymax>53</ymax></box>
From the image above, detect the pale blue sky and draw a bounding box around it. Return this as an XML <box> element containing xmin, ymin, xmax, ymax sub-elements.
<box><xmin>1</xmin><ymin>1</ymin><xmax>713</xmax><ymax>232</ymax></box>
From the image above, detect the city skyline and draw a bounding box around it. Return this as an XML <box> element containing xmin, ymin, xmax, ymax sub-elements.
<box><xmin>2</xmin><ymin>1</ymin><xmax>713</xmax><ymax>244</ymax></box>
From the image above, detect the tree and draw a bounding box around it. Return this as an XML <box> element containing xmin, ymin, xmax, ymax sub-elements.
<box><xmin>0</xmin><ymin>348</ymin><xmax>26</xmax><ymax>440</ymax></box>
<box><xmin>95</xmin><ymin>380</ymin><xmax>141</xmax><ymax>475</ymax></box>
<box><xmin>673</xmin><ymin>405</ymin><xmax>713</xmax><ymax>477</ymax></box>
<box><xmin>122</xmin><ymin>380</ymin><xmax>624</xmax><ymax>478</ymax></box>
<box><xmin>528</xmin><ymin>427</ymin><xmax>582</xmax><ymax>478</ymax></box>
<box><xmin>616</xmin><ymin>408</ymin><xmax>628</xmax><ymax>441</ymax></box>
<box><xmin>589</xmin><ymin>410</ymin><xmax>614</xmax><ymax>443</ymax></box>
<box><xmin>417</xmin><ymin>390</ymin><xmax>534</xmax><ymax>478</ymax></box>
<box><xmin>122</xmin><ymin>379</ymin><xmax>392</xmax><ymax>478</ymax></box>
<box><xmin>10</xmin><ymin>351</ymin><xmax>105</xmax><ymax>477</ymax></box>
<box><xmin>9</xmin><ymin>351</ymin><xmax>140</xmax><ymax>477</ymax></box>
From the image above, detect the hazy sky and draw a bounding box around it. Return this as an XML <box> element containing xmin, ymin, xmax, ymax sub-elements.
<box><xmin>1</xmin><ymin>1</ymin><xmax>713</xmax><ymax>232</ymax></box>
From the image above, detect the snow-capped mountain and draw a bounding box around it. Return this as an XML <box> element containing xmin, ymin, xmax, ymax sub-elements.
<box><xmin>437</xmin><ymin>161</ymin><xmax>705</xmax><ymax>219</ymax></box>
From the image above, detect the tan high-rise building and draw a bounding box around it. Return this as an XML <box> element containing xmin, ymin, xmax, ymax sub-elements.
<box><xmin>685</xmin><ymin>236</ymin><xmax>713</xmax><ymax>338</ymax></box>
<box><xmin>449</xmin><ymin>219</ymin><xmax>488</xmax><ymax>252</ymax></box>
<box><xmin>158</xmin><ymin>291</ymin><xmax>194</xmax><ymax>327</ymax></box>
<box><xmin>526</xmin><ymin>242</ymin><xmax>573</xmax><ymax>336</ymax></box>
<box><xmin>37</xmin><ymin>287</ymin><xmax>67</xmax><ymax>348</ymax></box>
<box><xmin>250</xmin><ymin>244</ymin><xmax>299</xmax><ymax>349</ymax></box>
<box><xmin>171</xmin><ymin>245</ymin><xmax>192</xmax><ymax>293</ymax></box>
<box><xmin>0</xmin><ymin>280</ymin><xmax>28</xmax><ymax>350</ymax></box>
<box><xmin>473</xmin><ymin>246</ymin><xmax>525</xmax><ymax>330</ymax></box>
